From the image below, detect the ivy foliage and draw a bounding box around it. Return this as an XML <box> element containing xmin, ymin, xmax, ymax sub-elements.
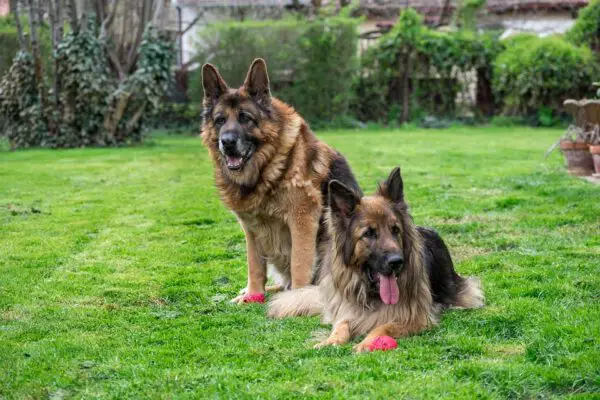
<box><xmin>0</xmin><ymin>19</ymin><xmax>174</xmax><ymax>149</ymax></box>
<box><xmin>107</xmin><ymin>26</ymin><xmax>175</xmax><ymax>144</ymax></box>
<box><xmin>493</xmin><ymin>35</ymin><xmax>598</xmax><ymax>116</ymax></box>
<box><xmin>0</xmin><ymin>52</ymin><xmax>47</xmax><ymax>148</ymax></box>
<box><xmin>55</xmin><ymin>20</ymin><xmax>113</xmax><ymax>147</ymax></box>
<box><xmin>566</xmin><ymin>0</ymin><xmax>600</xmax><ymax>54</ymax></box>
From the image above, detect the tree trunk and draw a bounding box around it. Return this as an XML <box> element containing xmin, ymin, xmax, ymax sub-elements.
<box><xmin>104</xmin><ymin>92</ymin><xmax>131</xmax><ymax>140</ymax></box>
<box><xmin>27</xmin><ymin>0</ymin><xmax>52</xmax><ymax>133</ymax></box>
<box><xmin>67</xmin><ymin>0</ymin><xmax>79</xmax><ymax>33</ymax></box>
<box><xmin>436</xmin><ymin>0</ymin><xmax>452</xmax><ymax>27</ymax></box>
<box><xmin>9</xmin><ymin>0</ymin><xmax>27</xmax><ymax>51</ymax></box>
<box><xmin>476</xmin><ymin>67</ymin><xmax>495</xmax><ymax>117</ymax></box>
<box><xmin>400</xmin><ymin>50</ymin><xmax>413</xmax><ymax>124</ymax></box>
<box><xmin>49</xmin><ymin>0</ymin><xmax>63</xmax><ymax>112</ymax></box>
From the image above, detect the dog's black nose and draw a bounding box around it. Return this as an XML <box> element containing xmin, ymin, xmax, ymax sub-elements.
<box><xmin>220</xmin><ymin>132</ymin><xmax>238</xmax><ymax>150</ymax></box>
<box><xmin>385</xmin><ymin>254</ymin><xmax>404</xmax><ymax>272</ymax></box>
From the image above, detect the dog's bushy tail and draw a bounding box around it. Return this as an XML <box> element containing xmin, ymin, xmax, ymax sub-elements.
<box><xmin>454</xmin><ymin>277</ymin><xmax>485</xmax><ymax>309</ymax></box>
<box><xmin>268</xmin><ymin>285</ymin><xmax>323</xmax><ymax>318</ymax></box>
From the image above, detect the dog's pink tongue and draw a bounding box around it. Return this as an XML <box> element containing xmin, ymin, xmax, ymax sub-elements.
<box><xmin>378</xmin><ymin>273</ymin><xmax>399</xmax><ymax>305</ymax></box>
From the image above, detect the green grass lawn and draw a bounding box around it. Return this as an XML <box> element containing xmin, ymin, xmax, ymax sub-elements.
<box><xmin>1</xmin><ymin>126</ymin><xmax>599</xmax><ymax>399</ymax></box>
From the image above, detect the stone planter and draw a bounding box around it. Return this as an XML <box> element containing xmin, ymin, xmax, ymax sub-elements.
<box><xmin>590</xmin><ymin>145</ymin><xmax>600</xmax><ymax>176</ymax></box>
<box><xmin>562</xmin><ymin>99</ymin><xmax>600</xmax><ymax>176</ymax></box>
<box><xmin>559</xmin><ymin>141</ymin><xmax>594</xmax><ymax>176</ymax></box>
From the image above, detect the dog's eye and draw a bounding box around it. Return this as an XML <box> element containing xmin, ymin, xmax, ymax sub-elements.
<box><xmin>363</xmin><ymin>228</ymin><xmax>376</xmax><ymax>239</ymax></box>
<box><xmin>214</xmin><ymin>116</ymin><xmax>226</xmax><ymax>127</ymax></box>
<box><xmin>238</xmin><ymin>112</ymin><xmax>253</xmax><ymax>124</ymax></box>
<box><xmin>391</xmin><ymin>226</ymin><xmax>400</xmax><ymax>236</ymax></box>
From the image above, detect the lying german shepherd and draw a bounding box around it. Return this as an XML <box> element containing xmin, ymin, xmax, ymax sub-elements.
<box><xmin>269</xmin><ymin>168</ymin><xmax>484</xmax><ymax>352</ymax></box>
<box><xmin>201</xmin><ymin>59</ymin><xmax>360</xmax><ymax>303</ymax></box>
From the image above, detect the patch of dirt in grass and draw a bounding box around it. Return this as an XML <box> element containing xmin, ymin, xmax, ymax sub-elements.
<box><xmin>486</xmin><ymin>343</ymin><xmax>526</xmax><ymax>357</ymax></box>
<box><xmin>1</xmin><ymin>308</ymin><xmax>29</xmax><ymax>321</ymax></box>
<box><xmin>451</xmin><ymin>245</ymin><xmax>491</xmax><ymax>262</ymax></box>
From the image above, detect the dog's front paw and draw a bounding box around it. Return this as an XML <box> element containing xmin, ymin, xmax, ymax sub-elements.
<box><xmin>314</xmin><ymin>337</ymin><xmax>345</xmax><ymax>349</ymax></box>
<box><xmin>352</xmin><ymin>341</ymin><xmax>372</xmax><ymax>353</ymax></box>
<box><xmin>230</xmin><ymin>292</ymin><xmax>265</xmax><ymax>304</ymax></box>
<box><xmin>353</xmin><ymin>336</ymin><xmax>398</xmax><ymax>353</ymax></box>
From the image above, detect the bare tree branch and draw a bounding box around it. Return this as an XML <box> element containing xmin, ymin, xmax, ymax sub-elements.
<box><xmin>67</xmin><ymin>0</ymin><xmax>79</xmax><ymax>33</ymax></box>
<box><xmin>48</xmin><ymin>0</ymin><xmax>63</xmax><ymax>102</ymax></box>
<box><xmin>436</xmin><ymin>0</ymin><xmax>452</xmax><ymax>27</ymax></box>
<box><xmin>9</xmin><ymin>0</ymin><xmax>27</xmax><ymax>51</ymax></box>
<box><xmin>107</xmin><ymin>49</ymin><xmax>125</xmax><ymax>81</ymax></box>
<box><xmin>127</xmin><ymin>0</ymin><xmax>147</xmax><ymax>71</ymax></box>
<box><xmin>27</xmin><ymin>0</ymin><xmax>53</xmax><ymax>133</ymax></box>
<box><xmin>181</xmin><ymin>10</ymin><xmax>205</xmax><ymax>36</ymax></box>
<box><xmin>151</xmin><ymin>0</ymin><xmax>164</xmax><ymax>25</ymax></box>
<box><xmin>100</xmin><ymin>0</ymin><xmax>120</xmax><ymax>35</ymax></box>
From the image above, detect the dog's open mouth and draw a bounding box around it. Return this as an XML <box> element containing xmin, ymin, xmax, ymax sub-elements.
<box><xmin>225</xmin><ymin>155</ymin><xmax>245</xmax><ymax>170</ymax></box>
<box><xmin>368</xmin><ymin>270</ymin><xmax>399</xmax><ymax>305</ymax></box>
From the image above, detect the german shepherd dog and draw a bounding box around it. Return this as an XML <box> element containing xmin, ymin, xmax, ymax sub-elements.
<box><xmin>201</xmin><ymin>59</ymin><xmax>360</xmax><ymax>303</ymax></box>
<box><xmin>269</xmin><ymin>168</ymin><xmax>484</xmax><ymax>352</ymax></box>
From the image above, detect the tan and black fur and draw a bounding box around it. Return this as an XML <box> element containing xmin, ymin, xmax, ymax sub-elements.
<box><xmin>269</xmin><ymin>168</ymin><xmax>484</xmax><ymax>351</ymax></box>
<box><xmin>201</xmin><ymin>59</ymin><xmax>359</xmax><ymax>302</ymax></box>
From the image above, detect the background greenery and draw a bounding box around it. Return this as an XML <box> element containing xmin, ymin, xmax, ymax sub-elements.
<box><xmin>191</xmin><ymin>17</ymin><xmax>359</xmax><ymax>124</ymax></box>
<box><xmin>1</xmin><ymin>127</ymin><xmax>598</xmax><ymax>398</ymax></box>
<box><xmin>0</xmin><ymin>16</ymin><xmax>52</xmax><ymax>78</ymax></box>
<box><xmin>185</xmin><ymin>2</ymin><xmax>600</xmax><ymax>129</ymax></box>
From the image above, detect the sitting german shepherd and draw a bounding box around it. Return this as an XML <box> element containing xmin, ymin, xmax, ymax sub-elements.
<box><xmin>201</xmin><ymin>59</ymin><xmax>360</xmax><ymax>303</ymax></box>
<box><xmin>269</xmin><ymin>168</ymin><xmax>484</xmax><ymax>352</ymax></box>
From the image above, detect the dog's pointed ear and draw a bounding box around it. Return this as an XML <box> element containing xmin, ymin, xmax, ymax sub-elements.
<box><xmin>379</xmin><ymin>167</ymin><xmax>404</xmax><ymax>203</ymax></box>
<box><xmin>202</xmin><ymin>63</ymin><xmax>228</xmax><ymax>104</ymax></box>
<box><xmin>243</xmin><ymin>58</ymin><xmax>271</xmax><ymax>107</ymax></box>
<box><xmin>329</xmin><ymin>180</ymin><xmax>359</xmax><ymax>219</ymax></box>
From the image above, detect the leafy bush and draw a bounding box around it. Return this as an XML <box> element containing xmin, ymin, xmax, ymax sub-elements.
<box><xmin>192</xmin><ymin>17</ymin><xmax>359</xmax><ymax>124</ymax></box>
<box><xmin>0</xmin><ymin>21</ymin><xmax>174</xmax><ymax>149</ymax></box>
<box><xmin>148</xmin><ymin>102</ymin><xmax>202</xmax><ymax>133</ymax></box>
<box><xmin>354</xmin><ymin>9</ymin><xmax>504</xmax><ymax>123</ymax></box>
<box><xmin>567</xmin><ymin>0</ymin><xmax>600</xmax><ymax>54</ymax></box>
<box><xmin>0</xmin><ymin>52</ymin><xmax>47</xmax><ymax>147</ymax></box>
<box><xmin>55</xmin><ymin>26</ymin><xmax>113</xmax><ymax>147</ymax></box>
<box><xmin>493</xmin><ymin>35</ymin><xmax>598</xmax><ymax>116</ymax></box>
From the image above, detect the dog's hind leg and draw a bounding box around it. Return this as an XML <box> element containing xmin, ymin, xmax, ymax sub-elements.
<box><xmin>454</xmin><ymin>277</ymin><xmax>485</xmax><ymax>309</ymax></box>
<box><xmin>314</xmin><ymin>320</ymin><xmax>351</xmax><ymax>349</ymax></box>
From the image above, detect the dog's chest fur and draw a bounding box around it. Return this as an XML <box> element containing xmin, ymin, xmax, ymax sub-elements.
<box><xmin>238</xmin><ymin>210</ymin><xmax>293</xmax><ymax>276</ymax></box>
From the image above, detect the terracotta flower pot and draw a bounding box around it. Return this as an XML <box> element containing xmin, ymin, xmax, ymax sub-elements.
<box><xmin>559</xmin><ymin>141</ymin><xmax>594</xmax><ymax>176</ymax></box>
<box><xmin>590</xmin><ymin>145</ymin><xmax>600</xmax><ymax>176</ymax></box>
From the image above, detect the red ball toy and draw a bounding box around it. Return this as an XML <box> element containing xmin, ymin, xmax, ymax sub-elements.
<box><xmin>243</xmin><ymin>293</ymin><xmax>265</xmax><ymax>304</ymax></box>
<box><xmin>368</xmin><ymin>336</ymin><xmax>398</xmax><ymax>351</ymax></box>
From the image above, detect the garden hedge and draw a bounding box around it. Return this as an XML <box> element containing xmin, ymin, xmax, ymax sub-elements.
<box><xmin>354</xmin><ymin>9</ymin><xmax>504</xmax><ymax>123</ymax></box>
<box><xmin>567</xmin><ymin>0</ymin><xmax>600</xmax><ymax>55</ymax></box>
<box><xmin>493</xmin><ymin>34</ymin><xmax>598</xmax><ymax>117</ymax></box>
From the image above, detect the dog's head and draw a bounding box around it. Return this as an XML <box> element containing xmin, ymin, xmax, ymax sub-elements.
<box><xmin>201</xmin><ymin>59</ymin><xmax>278</xmax><ymax>186</ymax></box>
<box><xmin>328</xmin><ymin>167</ymin><xmax>420</xmax><ymax>305</ymax></box>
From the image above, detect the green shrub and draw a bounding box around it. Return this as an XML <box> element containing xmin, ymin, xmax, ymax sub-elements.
<box><xmin>1</xmin><ymin>21</ymin><xmax>174</xmax><ymax>149</ymax></box>
<box><xmin>493</xmin><ymin>35</ymin><xmax>598</xmax><ymax>116</ymax></box>
<box><xmin>0</xmin><ymin>52</ymin><xmax>47</xmax><ymax>147</ymax></box>
<box><xmin>148</xmin><ymin>102</ymin><xmax>202</xmax><ymax>133</ymax></box>
<box><xmin>192</xmin><ymin>17</ymin><xmax>359</xmax><ymax>124</ymax></box>
<box><xmin>567</xmin><ymin>0</ymin><xmax>600</xmax><ymax>54</ymax></box>
<box><xmin>354</xmin><ymin>9</ymin><xmax>504</xmax><ymax>123</ymax></box>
